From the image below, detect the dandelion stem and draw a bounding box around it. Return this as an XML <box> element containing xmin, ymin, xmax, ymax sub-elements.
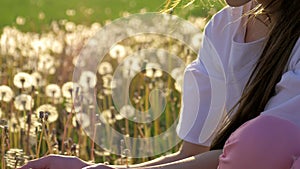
<box><xmin>26</xmin><ymin>112</ymin><xmax>31</xmax><ymax>155</ymax></box>
<box><xmin>90</xmin><ymin>124</ymin><xmax>96</xmax><ymax>162</ymax></box>
<box><xmin>43</xmin><ymin>122</ymin><xmax>53</xmax><ymax>154</ymax></box>
<box><xmin>61</xmin><ymin>112</ymin><xmax>72</xmax><ymax>154</ymax></box>
<box><xmin>1</xmin><ymin>129</ymin><xmax>6</xmax><ymax>169</ymax></box>
<box><xmin>37</xmin><ymin>124</ymin><xmax>44</xmax><ymax>158</ymax></box>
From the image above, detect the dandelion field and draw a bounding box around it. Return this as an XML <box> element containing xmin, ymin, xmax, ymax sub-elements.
<box><xmin>0</xmin><ymin>0</ymin><xmax>224</xmax><ymax>168</ymax></box>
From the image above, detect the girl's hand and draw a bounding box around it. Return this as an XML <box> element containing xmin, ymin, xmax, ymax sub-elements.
<box><xmin>19</xmin><ymin>154</ymin><xmax>91</xmax><ymax>169</ymax></box>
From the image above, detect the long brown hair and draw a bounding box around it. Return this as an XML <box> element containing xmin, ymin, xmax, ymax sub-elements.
<box><xmin>210</xmin><ymin>0</ymin><xmax>300</xmax><ymax>150</ymax></box>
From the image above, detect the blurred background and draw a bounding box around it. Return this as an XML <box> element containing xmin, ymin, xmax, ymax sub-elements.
<box><xmin>0</xmin><ymin>0</ymin><xmax>225</xmax><ymax>168</ymax></box>
<box><xmin>0</xmin><ymin>0</ymin><xmax>224</xmax><ymax>32</ymax></box>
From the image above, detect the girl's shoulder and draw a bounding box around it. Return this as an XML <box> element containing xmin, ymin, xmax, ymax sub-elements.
<box><xmin>202</xmin><ymin>2</ymin><xmax>252</xmax><ymax>55</ymax></box>
<box><xmin>204</xmin><ymin>3</ymin><xmax>250</xmax><ymax>38</ymax></box>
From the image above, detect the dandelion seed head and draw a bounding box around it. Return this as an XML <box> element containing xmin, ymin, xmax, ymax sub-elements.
<box><xmin>91</xmin><ymin>22</ymin><xmax>101</xmax><ymax>31</ymax></box>
<box><xmin>0</xmin><ymin>85</ymin><xmax>14</xmax><ymax>102</ymax></box>
<box><xmin>31</xmin><ymin>39</ymin><xmax>46</xmax><ymax>53</ymax></box>
<box><xmin>51</xmin><ymin>40</ymin><xmax>63</xmax><ymax>54</ymax></box>
<box><xmin>16</xmin><ymin>16</ymin><xmax>26</xmax><ymax>25</ymax></box>
<box><xmin>14</xmin><ymin>94</ymin><xmax>34</xmax><ymax>111</ymax></box>
<box><xmin>120</xmin><ymin>105</ymin><xmax>135</xmax><ymax>119</ymax></box>
<box><xmin>79</xmin><ymin>71</ymin><xmax>97</xmax><ymax>89</ymax></box>
<box><xmin>65</xmin><ymin>21</ymin><xmax>76</xmax><ymax>32</ymax></box>
<box><xmin>100</xmin><ymin>109</ymin><xmax>116</xmax><ymax>124</ymax></box>
<box><xmin>122</xmin><ymin>57</ymin><xmax>141</xmax><ymax>78</ymax></box>
<box><xmin>109</xmin><ymin>44</ymin><xmax>126</xmax><ymax>59</ymax></box>
<box><xmin>145</xmin><ymin>63</ymin><xmax>163</xmax><ymax>78</ymax></box>
<box><xmin>38</xmin><ymin>12</ymin><xmax>45</xmax><ymax>20</ymax></box>
<box><xmin>13</xmin><ymin>72</ymin><xmax>33</xmax><ymax>89</ymax></box>
<box><xmin>98</xmin><ymin>62</ymin><xmax>113</xmax><ymax>75</ymax></box>
<box><xmin>36</xmin><ymin>104</ymin><xmax>59</xmax><ymax>123</ymax></box>
<box><xmin>62</xmin><ymin>82</ymin><xmax>81</xmax><ymax>99</ymax></box>
<box><xmin>45</xmin><ymin>84</ymin><xmax>61</xmax><ymax>98</ymax></box>
<box><xmin>66</xmin><ymin>9</ymin><xmax>76</xmax><ymax>17</ymax></box>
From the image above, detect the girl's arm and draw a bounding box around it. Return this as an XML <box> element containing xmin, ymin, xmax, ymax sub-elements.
<box><xmin>132</xmin><ymin>150</ymin><xmax>222</xmax><ymax>169</ymax></box>
<box><xmin>130</xmin><ymin>141</ymin><xmax>209</xmax><ymax>167</ymax></box>
<box><xmin>84</xmin><ymin>149</ymin><xmax>221</xmax><ymax>169</ymax></box>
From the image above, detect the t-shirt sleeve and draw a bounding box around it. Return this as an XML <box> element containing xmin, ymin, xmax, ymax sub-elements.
<box><xmin>261</xmin><ymin>39</ymin><xmax>300</xmax><ymax>127</ymax></box>
<box><xmin>176</xmin><ymin>5</ymin><xmax>247</xmax><ymax>146</ymax></box>
<box><xmin>176</xmin><ymin>28</ymin><xmax>227</xmax><ymax>147</ymax></box>
<box><xmin>218</xmin><ymin>115</ymin><xmax>300</xmax><ymax>169</ymax></box>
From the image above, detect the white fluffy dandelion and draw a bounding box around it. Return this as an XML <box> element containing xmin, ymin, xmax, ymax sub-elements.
<box><xmin>100</xmin><ymin>109</ymin><xmax>115</xmax><ymax>124</ymax></box>
<box><xmin>51</xmin><ymin>40</ymin><xmax>63</xmax><ymax>54</ymax></box>
<box><xmin>98</xmin><ymin>62</ymin><xmax>113</xmax><ymax>75</ymax></box>
<box><xmin>35</xmin><ymin>104</ymin><xmax>59</xmax><ymax>123</ymax></box>
<box><xmin>0</xmin><ymin>85</ymin><xmax>14</xmax><ymax>102</ymax></box>
<box><xmin>145</xmin><ymin>63</ymin><xmax>163</xmax><ymax>78</ymax></box>
<box><xmin>62</xmin><ymin>82</ymin><xmax>81</xmax><ymax>99</ymax></box>
<box><xmin>109</xmin><ymin>44</ymin><xmax>126</xmax><ymax>59</ymax></box>
<box><xmin>14</xmin><ymin>94</ymin><xmax>34</xmax><ymax>111</ymax></box>
<box><xmin>122</xmin><ymin>57</ymin><xmax>141</xmax><ymax>78</ymax></box>
<box><xmin>45</xmin><ymin>84</ymin><xmax>61</xmax><ymax>98</ymax></box>
<box><xmin>13</xmin><ymin>72</ymin><xmax>33</xmax><ymax>89</ymax></box>
<box><xmin>79</xmin><ymin>71</ymin><xmax>97</xmax><ymax>90</ymax></box>
<box><xmin>119</xmin><ymin>105</ymin><xmax>135</xmax><ymax>119</ymax></box>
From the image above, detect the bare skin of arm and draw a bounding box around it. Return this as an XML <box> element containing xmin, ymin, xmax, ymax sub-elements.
<box><xmin>83</xmin><ymin>141</ymin><xmax>211</xmax><ymax>169</ymax></box>
<box><xmin>136</xmin><ymin>150</ymin><xmax>222</xmax><ymax>169</ymax></box>
<box><xmin>98</xmin><ymin>149</ymin><xmax>221</xmax><ymax>169</ymax></box>
<box><xmin>131</xmin><ymin>141</ymin><xmax>210</xmax><ymax>167</ymax></box>
<box><xmin>19</xmin><ymin>141</ymin><xmax>210</xmax><ymax>169</ymax></box>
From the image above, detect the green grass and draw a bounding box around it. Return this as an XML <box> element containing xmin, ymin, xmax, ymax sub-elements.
<box><xmin>0</xmin><ymin>0</ymin><xmax>161</xmax><ymax>32</ymax></box>
<box><xmin>0</xmin><ymin>0</ymin><xmax>225</xmax><ymax>32</ymax></box>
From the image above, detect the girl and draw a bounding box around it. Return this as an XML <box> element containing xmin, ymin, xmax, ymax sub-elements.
<box><xmin>20</xmin><ymin>0</ymin><xmax>300</xmax><ymax>168</ymax></box>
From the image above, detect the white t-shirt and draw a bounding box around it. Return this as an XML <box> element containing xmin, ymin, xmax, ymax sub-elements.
<box><xmin>176</xmin><ymin>2</ymin><xmax>300</xmax><ymax>146</ymax></box>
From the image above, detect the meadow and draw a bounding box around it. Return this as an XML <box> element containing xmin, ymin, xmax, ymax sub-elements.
<box><xmin>0</xmin><ymin>0</ymin><xmax>224</xmax><ymax>168</ymax></box>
